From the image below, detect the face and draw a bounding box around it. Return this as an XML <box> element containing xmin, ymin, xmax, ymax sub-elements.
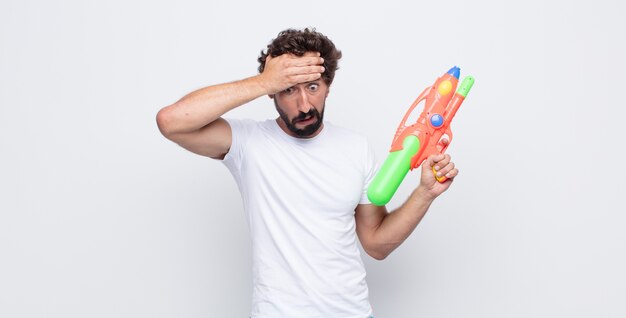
<box><xmin>273</xmin><ymin>79</ymin><xmax>329</xmax><ymax>138</ymax></box>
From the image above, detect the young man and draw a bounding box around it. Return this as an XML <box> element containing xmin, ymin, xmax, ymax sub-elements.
<box><xmin>157</xmin><ymin>28</ymin><xmax>458</xmax><ymax>318</ymax></box>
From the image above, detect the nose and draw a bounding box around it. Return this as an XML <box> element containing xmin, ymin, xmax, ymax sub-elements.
<box><xmin>296</xmin><ymin>89</ymin><xmax>312</xmax><ymax>113</ymax></box>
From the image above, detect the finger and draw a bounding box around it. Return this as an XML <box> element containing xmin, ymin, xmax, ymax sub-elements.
<box><xmin>286</xmin><ymin>65</ymin><xmax>325</xmax><ymax>76</ymax></box>
<box><xmin>290</xmin><ymin>57</ymin><xmax>324</xmax><ymax>68</ymax></box>
<box><xmin>287</xmin><ymin>52</ymin><xmax>323</xmax><ymax>65</ymax></box>
<box><xmin>435</xmin><ymin>162</ymin><xmax>455</xmax><ymax>178</ymax></box>
<box><xmin>425</xmin><ymin>154</ymin><xmax>445</xmax><ymax>168</ymax></box>
<box><xmin>432</xmin><ymin>154</ymin><xmax>450</xmax><ymax>171</ymax></box>
<box><xmin>440</xmin><ymin>138</ymin><xmax>449</xmax><ymax>146</ymax></box>
<box><xmin>444</xmin><ymin>168</ymin><xmax>459</xmax><ymax>179</ymax></box>
<box><xmin>289</xmin><ymin>72</ymin><xmax>322</xmax><ymax>84</ymax></box>
<box><xmin>302</xmin><ymin>51</ymin><xmax>320</xmax><ymax>57</ymax></box>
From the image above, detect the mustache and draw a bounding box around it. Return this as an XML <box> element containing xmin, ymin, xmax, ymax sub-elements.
<box><xmin>293</xmin><ymin>109</ymin><xmax>319</xmax><ymax>123</ymax></box>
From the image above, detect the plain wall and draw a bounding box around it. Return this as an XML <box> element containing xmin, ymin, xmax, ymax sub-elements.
<box><xmin>1</xmin><ymin>0</ymin><xmax>625</xmax><ymax>317</ymax></box>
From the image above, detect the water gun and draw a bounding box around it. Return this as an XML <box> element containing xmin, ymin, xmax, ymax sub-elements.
<box><xmin>367</xmin><ymin>66</ymin><xmax>475</xmax><ymax>206</ymax></box>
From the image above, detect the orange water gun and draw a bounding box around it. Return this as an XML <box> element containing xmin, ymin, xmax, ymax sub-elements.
<box><xmin>367</xmin><ymin>66</ymin><xmax>475</xmax><ymax>206</ymax></box>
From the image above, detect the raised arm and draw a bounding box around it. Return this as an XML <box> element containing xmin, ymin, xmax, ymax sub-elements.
<box><xmin>156</xmin><ymin>52</ymin><xmax>325</xmax><ymax>159</ymax></box>
<box><xmin>355</xmin><ymin>154</ymin><xmax>458</xmax><ymax>260</ymax></box>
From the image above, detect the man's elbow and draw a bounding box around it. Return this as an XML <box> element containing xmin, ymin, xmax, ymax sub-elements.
<box><xmin>156</xmin><ymin>107</ymin><xmax>176</xmax><ymax>138</ymax></box>
<box><xmin>365</xmin><ymin>247</ymin><xmax>390</xmax><ymax>261</ymax></box>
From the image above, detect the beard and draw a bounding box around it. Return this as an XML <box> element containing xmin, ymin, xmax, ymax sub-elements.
<box><xmin>274</xmin><ymin>99</ymin><xmax>325</xmax><ymax>137</ymax></box>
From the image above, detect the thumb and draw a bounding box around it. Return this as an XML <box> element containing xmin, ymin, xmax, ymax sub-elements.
<box><xmin>263</xmin><ymin>54</ymin><xmax>275</xmax><ymax>71</ymax></box>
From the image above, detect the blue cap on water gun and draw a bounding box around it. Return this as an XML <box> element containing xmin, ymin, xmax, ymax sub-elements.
<box><xmin>447</xmin><ymin>66</ymin><xmax>460</xmax><ymax>79</ymax></box>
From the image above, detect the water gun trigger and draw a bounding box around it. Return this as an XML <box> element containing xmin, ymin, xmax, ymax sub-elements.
<box><xmin>436</xmin><ymin>130</ymin><xmax>453</xmax><ymax>153</ymax></box>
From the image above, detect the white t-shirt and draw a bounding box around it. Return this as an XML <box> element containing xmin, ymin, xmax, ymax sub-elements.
<box><xmin>222</xmin><ymin>118</ymin><xmax>377</xmax><ymax>318</ymax></box>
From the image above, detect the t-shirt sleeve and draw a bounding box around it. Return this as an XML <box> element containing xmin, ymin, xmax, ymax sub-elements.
<box><xmin>359</xmin><ymin>139</ymin><xmax>379</xmax><ymax>205</ymax></box>
<box><xmin>221</xmin><ymin>118</ymin><xmax>255</xmax><ymax>172</ymax></box>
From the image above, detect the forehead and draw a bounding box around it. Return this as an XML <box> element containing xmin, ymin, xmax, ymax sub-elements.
<box><xmin>295</xmin><ymin>79</ymin><xmax>326</xmax><ymax>87</ymax></box>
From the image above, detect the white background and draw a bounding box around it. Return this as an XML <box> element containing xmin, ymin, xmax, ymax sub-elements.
<box><xmin>1</xmin><ymin>0</ymin><xmax>625</xmax><ymax>317</ymax></box>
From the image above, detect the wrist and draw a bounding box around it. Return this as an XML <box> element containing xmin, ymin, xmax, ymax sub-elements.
<box><xmin>415</xmin><ymin>185</ymin><xmax>437</xmax><ymax>203</ymax></box>
<box><xmin>249</xmin><ymin>74</ymin><xmax>273</xmax><ymax>96</ymax></box>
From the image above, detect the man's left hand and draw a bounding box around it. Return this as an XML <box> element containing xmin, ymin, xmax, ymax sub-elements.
<box><xmin>419</xmin><ymin>152</ymin><xmax>458</xmax><ymax>200</ymax></box>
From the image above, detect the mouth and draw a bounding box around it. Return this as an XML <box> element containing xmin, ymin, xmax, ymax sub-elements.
<box><xmin>295</xmin><ymin>115</ymin><xmax>316</xmax><ymax>125</ymax></box>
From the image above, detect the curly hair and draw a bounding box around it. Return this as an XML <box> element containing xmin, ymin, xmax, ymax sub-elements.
<box><xmin>257</xmin><ymin>28</ymin><xmax>342</xmax><ymax>86</ymax></box>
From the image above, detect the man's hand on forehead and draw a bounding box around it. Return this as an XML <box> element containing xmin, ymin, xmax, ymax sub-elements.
<box><xmin>260</xmin><ymin>51</ymin><xmax>325</xmax><ymax>95</ymax></box>
<box><xmin>290</xmin><ymin>51</ymin><xmax>323</xmax><ymax>67</ymax></box>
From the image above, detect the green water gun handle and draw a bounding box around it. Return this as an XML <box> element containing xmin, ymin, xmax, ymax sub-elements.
<box><xmin>367</xmin><ymin>135</ymin><xmax>421</xmax><ymax>206</ymax></box>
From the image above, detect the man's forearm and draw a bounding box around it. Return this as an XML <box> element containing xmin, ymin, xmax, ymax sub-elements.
<box><xmin>157</xmin><ymin>75</ymin><xmax>269</xmax><ymax>135</ymax></box>
<box><xmin>372</xmin><ymin>186</ymin><xmax>436</xmax><ymax>258</ymax></box>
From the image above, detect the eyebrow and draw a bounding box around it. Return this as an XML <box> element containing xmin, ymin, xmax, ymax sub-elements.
<box><xmin>285</xmin><ymin>80</ymin><xmax>321</xmax><ymax>91</ymax></box>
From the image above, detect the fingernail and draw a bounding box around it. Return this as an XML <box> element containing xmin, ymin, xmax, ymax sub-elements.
<box><xmin>436</xmin><ymin>171</ymin><xmax>442</xmax><ymax>177</ymax></box>
<box><xmin>434</xmin><ymin>165</ymin><xmax>440</xmax><ymax>171</ymax></box>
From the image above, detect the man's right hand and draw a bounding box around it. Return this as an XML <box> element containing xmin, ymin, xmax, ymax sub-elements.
<box><xmin>259</xmin><ymin>52</ymin><xmax>326</xmax><ymax>94</ymax></box>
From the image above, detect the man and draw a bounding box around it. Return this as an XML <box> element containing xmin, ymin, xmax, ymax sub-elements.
<box><xmin>157</xmin><ymin>28</ymin><xmax>458</xmax><ymax>318</ymax></box>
